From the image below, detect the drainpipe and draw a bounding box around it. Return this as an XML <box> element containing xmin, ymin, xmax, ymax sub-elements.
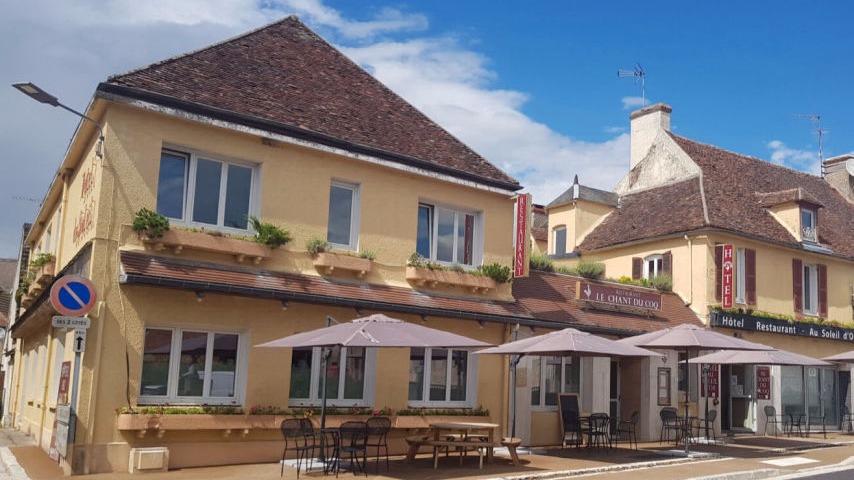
<box><xmin>684</xmin><ymin>235</ymin><xmax>693</xmax><ymax>307</ymax></box>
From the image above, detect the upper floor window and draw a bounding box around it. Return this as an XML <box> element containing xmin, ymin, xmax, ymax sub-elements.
<box><xmin>792</xmin><ymin>259</ymin><xmax>827</xmax><ymax>317</ymax></box>
<box><xmin>157</xmin><ymin>149</ymin><xmax>257</xmax><ymax>232</ymax></box>
<box><xmin>416</xmin><ymin>203</ymin><xmax>480</xmax><ymax>266</ymax></box>
<box><xmin>327</xmin><ymin>182</ymin><xmax>360</xmax><ymax>250</ymax></box>
<box><xmin>801</xmin><ymin>208</ymin><xmax>817</xmax><ymax>243</ymax></box>
<box><xmin>139</xmin><ymin>327</ymin><xmax>244</xmax><ymax>404</ymax></box>
<box><xmin>289</xmin><ymin>346</ymin><xmax>374</xmax><ymax>407</ymax></box>
<box><xmin>531</xmin><ymin>355</ymin><xmax>580</xmax><ymax>407</ymax></box>
<box><xmin>553</xmin><ymin>226</ymin><xmax>567</xmax><ymax>256</ymax></box>
<box><xmin>409</xmin><ymin>348</ymin><xmax>477</xmax><ymax>407</ymax></box>
<box><xmin>644</xmin><ymin>254</ymin><xmax>663</xmax><ymax>279</ymax></box>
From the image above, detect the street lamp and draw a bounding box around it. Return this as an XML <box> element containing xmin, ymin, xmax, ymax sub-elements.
<box><xmin>12</xmin><ymin>82</ymin><xmax>104</xmax><ymax>158</ymax></box>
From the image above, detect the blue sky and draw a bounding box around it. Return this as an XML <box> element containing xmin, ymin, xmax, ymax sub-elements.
<box><xmin>1</xmin><ymin>0</ymin><xmax>851</xmax><ymax>258</ymax></box>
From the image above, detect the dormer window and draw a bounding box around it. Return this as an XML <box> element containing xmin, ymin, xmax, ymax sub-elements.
<box><xmin>801</xmin><ymin>208</ymin><xmax>816</xmax><ymax>243</ymax></box>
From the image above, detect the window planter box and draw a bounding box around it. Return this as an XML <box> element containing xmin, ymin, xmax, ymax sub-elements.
<box><xmin>140</xmin><ymin>230</ymin><xmax>271</xmax><ymax>264</ymax></box>
<box><xmin>313</xmin><ymin>252</ymin><xmax>372</xmax><ymax>278</ymax></box>
<box><xmin>20</xmin><ymin>293</ymin><xmax>35</xmax><ymax>308</ymax></box>
<box><xmin>33</xmin><ymin>260</ymin><xmax>56</xmax><ymax>287</ymax></box>
<box><xmin>405</xmin><ymin>267</ymin><xmax>497</xmax><ymax>293</ymax></box>
<box><xmin>117</xmin><ymin>414</ymin><xmax>283</xmax><ymax>438</ymax></box>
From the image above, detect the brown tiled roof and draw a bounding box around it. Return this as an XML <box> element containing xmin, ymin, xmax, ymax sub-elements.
<box><xmin>579</xmin><ymin>134</ymin><xmax>854</xmax><ymax>259</ymax></box>
<box><xmin>531</xmin><ymin>205</ymin><xmax>548</xmax><ymax>242</ymax></box>
<box><xmin>512</xmin><ymin>271</ymin><xmax>703</xmax><ymax>335</ymax></box>
<box><xmin>755</xmin><ymin>187</ymin><xmax>824</xmax><ymax>208</ymax></box>
<box><xmin>119</xmin><ymin>252</ymin><xmax>700</xmax><ymax>336</ymax></box>
<box><xmin>102</xmin><ymin>16</ymin><xmax>519</xmax><ymax>191</ymax></box>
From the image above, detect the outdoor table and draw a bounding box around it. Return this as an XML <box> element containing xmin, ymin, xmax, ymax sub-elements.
<box><xmin>318</xmin><ymin>427</ymin><xmax>340</xmax><ymax>474</ymax></box>
<box><xmin>428</xmin><ymin>421</ymin><xmax>499</xmax><ymax>465</ymax></box>
<box><xmin>787</xmin><ymin>412</ymin><xmax>806</xmax><ymax>437</ymax></box>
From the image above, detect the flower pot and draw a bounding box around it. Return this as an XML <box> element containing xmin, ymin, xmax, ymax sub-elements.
<box><xmin>140</xmin><ymin>229</ymin><xmax>271</xmax><ymax>264</ymax></box>
<box><xmin>405</xmin><ymin>267</ymin><xmax>497</xmax><ymax>293</ymax></box>
<box><xmin>313</xmin><ymin>252</ymin><xmax>372</xmax><ymax>278</ymax></box>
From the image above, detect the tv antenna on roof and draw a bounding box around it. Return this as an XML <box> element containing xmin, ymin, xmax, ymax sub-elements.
<box><xmin>794</xmin><ymin>113</ymin><xmax>827</xmax><ymax>175</ymax></box>
<box><xmin>617</xmin><ymin>63</ymin><xmax>646</xmax><ymax>107</ymax></box>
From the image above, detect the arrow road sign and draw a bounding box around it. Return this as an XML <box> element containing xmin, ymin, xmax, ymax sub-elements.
<box><xmin>73</xmin><ymin>328</ymin><xmax>87</xmax><ymax>353</ymax></box>
<box><xmin>50</xmin><ymin>275</ymin><xmax>97</xmax><ymax>317</ymax></box>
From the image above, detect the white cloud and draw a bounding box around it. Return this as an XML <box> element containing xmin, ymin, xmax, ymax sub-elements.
<box><xmin>767</xmin><ymin>140</ymin><xmax>820</xmax><ymax>175</ymax></box>
<box><xmin>284</xmin><ymin>0</ymin><xmax>428</xmax><ymax>39</ymax></box>
<box><xmin>621</xmin><ymin>96</ymin><xmax>645</xmax><ymax>110</ymax></box>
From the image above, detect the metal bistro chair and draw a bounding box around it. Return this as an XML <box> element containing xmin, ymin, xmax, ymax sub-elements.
<box><xmin>694</xmin><ymin>409</ymin><xmax>717</xmax><ymax>442</ymax></box>
<box><xmin>585</xmin><ymin>413</ymin><xmax>611</xmax><ymax>452</ymax></box>
<box><xmin>365</xmin><ymin>416</ymin><xmax>391</xmax><ymax>473</ymax></box>
<box><xmin>280</xmin><ymin>418</ymin><xmax>316</xmax><ymax>478</ymax></box>
<box><xmin>617</xmin><ymin>411</ymin><xmax>640</xmax><ymax>450</ymax></box>
<box><xmin>659</xmin><ymin>407</ymin><xmax>680</xmax><ymax>445</ymax></box>
<box><xmin>763</xmin><ymin>405</ymin><xmax>785</xmax><ymax>437</ymax></box>
<box><xmin>336</xmin><ymin>421</ymin><xmax>368</xmax><ymax>477</ymax></box>
<box><xmin>561</xmin><ymin>409</ymin><xmax>584</xmax><ymax>449</ymax></box>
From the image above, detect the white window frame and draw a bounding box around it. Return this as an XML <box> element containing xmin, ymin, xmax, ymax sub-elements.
<box><xmin>643</xmin><ymin>254</ymin><xmax>664</xmax><ymax>280</ymax></box>
<box><xmin>735</xmin><ymin>248</ymin><xmax>747</xmax><ymax>304</ymax></box>
<box><xmin>530</xmin><ymin>355</ymin><xmax>581</xmax><ymax>411</ymax></box>
<box><xmin>553</xmin><ymin>226</ymin><xmax>567</xmax><ymax>256</ymax></box>
<box><xmin>801</xmin><ymin>208</ymin><xmax>817</xmax><ymax>243</ymax></box>
<box><xmin>138</xmin><ymin>327</ymin><xmax>248</xmax><ymax>405</ymax></box>
<box><xmin>408</xmin><ymin>348</ymin><xmax>478</xmax><ymax>408</ymax></box>
<box><xmin>417</xmin><ymin>202</ymin><xmax>483</xmax><ymax>267</ymax></box>
<box><xmin>288</xmin><ymin>347</ymin><xmax>376</xmax><ymax>407</ymax></box>
<box><xmin>327</xmin><ymin>181</ymin><xmax>361</xmax><ymax>251</ymax></box>
<box><xmin>157</xmin><ymin>147</ymin><xmax>260</xmax><ymax>235</ymax></box>
<box><xmin>802</xmin><ymin>263</ymin><xmax>819</xmax><ymax>315</ymax></box>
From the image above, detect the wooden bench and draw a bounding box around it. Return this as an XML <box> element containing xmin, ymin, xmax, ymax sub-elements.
<box><xmin>422</xmin><ymin>439</ymin><xmax>493</xmax><ymax>469</ymax></box>
<box><xmin>501</xmin><ymin>437</ymin><xmax>522</xmax><ymax>465</ymax></box>
<box><xmin>405</xmin><ymin>435</ymin><xmax>430</xmax><ymax>462</ymax></box>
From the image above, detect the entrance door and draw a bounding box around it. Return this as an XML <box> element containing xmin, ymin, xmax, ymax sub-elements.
<box><xmin>839</xmin><ymin>371</ymin><xmax>851</xmax><ymax>429</ymax></box>
<box><xmin>806</xmin><ymin>367</ymin><xmax>838</xmax><ymax>428</ymax></box>
<box><xmin>729</xmin><ymin>364</ymin><xmax>755</xmax><ymax>431</ymax></box>
<box><xmin>609</xmin><ymin>360</ymin><xmax>620</xmax><ymax>433</ymax></box>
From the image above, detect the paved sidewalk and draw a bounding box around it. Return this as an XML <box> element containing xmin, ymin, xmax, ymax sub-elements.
<box><xmin>2</xmin><ymin>429</ymin><xmax>854</xmax><ymax>479</ymax></box>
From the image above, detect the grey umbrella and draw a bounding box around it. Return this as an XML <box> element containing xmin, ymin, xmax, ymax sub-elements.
<box><xmin>619</xmin><ymin>324</ymin><xmax>772</xmax><ymax>454</ymax></box>
<box><xmin>476</xmin><ymin>327</ymin><xmax>663</xmax><ymax>437</ymax></box>
<box><xmin>689</xmin><ymin>348</ymin><xmax>830</xmax><ymax>367</ymax></box>
<box><xmin>257</xmin><ymin>313</ymin><xmax>492</xmax><ymax>431</ymax></box>
<box><xmin>822</xmin><ymin>350</ymin><xmax>854</xmax><ymax>363</ymax></box>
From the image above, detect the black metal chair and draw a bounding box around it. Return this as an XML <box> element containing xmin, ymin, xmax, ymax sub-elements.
<box><xmin>785</xmin><ymin>406</ymin><xmax>805</xmax><ymax>437</ymax></box>
<box><xmin>365</xmin><ymin>416</ymin><xmax>391</xmax><ymax>473</ymax></box>
<box><xmin>585</xmin><ymin>413</ymin><xmax>611</xmax><ymax>452</ymax></box>
<box><xmin>280</xmin><ymin>418</ymin><xmax>316</xmax><ymax>478</ymax></box>
<box><xmin>336</xmin><ymin>421</ymin><xmax>368</xmax><ymax>477</ymax></box>
<box><xmin>763</xmin><ymin>405</ymin><xmax>785</xmax><ymax>436</ymax></box>
<box><xmin>659</xmin><ymin>407</ymin><xmax>680</xmax><ymax>445</ymax></box>
<box><xmin>807</xmin><ymin>406</ymin><xmax>827</xmax><ymax>439</ymax></box>
<box><xmin>617</xmin><ymin>411</ymin><xmax>639</xmax><ymax>450</ymax></box>
<box><xmin>560</xmin><ymin>409</ymin><xmax>583</xmax><ymax>449</ymax></box>
<box><xmin>694</xmin><ymin>409</ymin><xmax>717</xmax><ymax>442</ymax></box>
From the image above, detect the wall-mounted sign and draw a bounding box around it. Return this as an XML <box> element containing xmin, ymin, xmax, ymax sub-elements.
<box><xmin>756</xmin><ymin>366</ymin><xmax>771</xmax><ymax>400</ymax></box>
<box><xmin>711</xmin><ymin>311</ymin><xmax>854</xmax><ymax>343</ymax></box>
<box><xmin>722</xmin><ymin>244</ymin><xmax>734</xmax><ymax>309</ymax></box>
<box><xmin>578</xmin><ymin>282</ymin><xmax>661</xmax><ymax>311</ymax></box>
<box><xmin>514</xmin><ymin>194</ymin><xmax>531</xmax><ymax>278</ymax></box>
<box><xmin>701</xmin><ymin>363</ymin><xmax>719</xmax><ymax>398</ymax></box>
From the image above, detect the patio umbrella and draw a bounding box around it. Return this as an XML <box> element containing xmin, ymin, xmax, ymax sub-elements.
<box><xmin>256</xmin><ymin>313</ymin><xmax>492</xmax><ymax>431</ymax></box>
<box><xmin>475</xmin><ymin>327</ymin><xmax>663</xmax><ymax>436</ymax></box>
<box><xmin>821</xmin><ymin>350</ymin><xmax>854</xmax><ymax>363</ymax></box>
<box><xmin>689</xmin><ymin>348</ymin><xmax>830</xmax><ymax>367</ymax></box>
<box><xmin>619</xmin><ymin>324</ymin><xmax>772</xmax><ymax>454</ymax></box>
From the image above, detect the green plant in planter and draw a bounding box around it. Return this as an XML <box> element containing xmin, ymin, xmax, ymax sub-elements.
<box><xmin>132</xmin><ymin>208</ymin><xmax>170</xmax><ymax>239</ymax></box>
<box><xmin>30</xmin><ymin>253</ymin><xmax>55</xmax><ymax>268</ymax></box>
<box><xmin>478</xmin><ymin>262</ymin><xmax>512</xmax><ymax>283</ymax></box>
<box><xmin>648</xmin><ymin>274</ymin><xmax>673</xmax><ymax>291</ymax></box>
<box><xmin>306</xmin><ymin>237</ymin><xmax>330</xmax><ymax>257</ymax></box>
<box><xmin>529</xmin><ymin>254</ymin><xmax>554</xmax><ymax>272</ymax></box>
<box><xmin>572</xmin><ymin>260</ymin><xmax>606</xmax><ymax>279</ymax></box>
<box><xmin>407</xmin><ymin>252</ymin><xmax>443</xmax><ymax>270</ymax></box>
<box><xmin>248</xmin><ymin>216</ymin><xmax>292</xmax><ymax>249</ymax></box>
<box><xmin>358</xmin><ymin>249</ymin><xmax>376</xmax><ymax>261</ymax></box>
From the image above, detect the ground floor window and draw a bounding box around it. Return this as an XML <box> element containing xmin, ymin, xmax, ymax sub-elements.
<box><xmin>289</xmin><ymin>346</ymin><xmax>374</xmax><ymax>407</ymax></box>
<box><xmin>409</xmin><ymin>348</ymin><xmax>477</xmax><ymax>406</ymax></box>
<box><xmin>139</xmin><ymin>327</ymin><xmax>243</xmax><ymax>404</ymax></box>
<box><xmin>531</xmin><ymin>355</ymin><xmax>580</xmax><ymax>407</ymax></box>
<box><xmin>781</xmin><ymin>365</ymin><xmax>838</xmax><ymax>427</ymax></box>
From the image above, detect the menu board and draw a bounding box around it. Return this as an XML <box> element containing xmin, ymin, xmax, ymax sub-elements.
<box><xmin>756</xmin><ymin>366</ymin><xmax>771</xmax><ymax>400</ymax></box>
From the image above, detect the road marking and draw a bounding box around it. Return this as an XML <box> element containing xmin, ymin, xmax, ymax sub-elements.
<box><xmin>762</xmin><ymin>457</ymin><xmax>819</xmax><ymax>467</ymax></box>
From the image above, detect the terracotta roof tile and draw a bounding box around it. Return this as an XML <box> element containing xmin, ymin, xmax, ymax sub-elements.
<box><xmin>104</xmin><ymin>16</ymin><xmax>519</xmax><ymax>190</ymax></box>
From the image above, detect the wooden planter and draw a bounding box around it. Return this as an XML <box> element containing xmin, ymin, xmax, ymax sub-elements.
<box><xmin>140</xmin><ymin>229</ymin><xmax>271</xmax><ymax>264</ymax></box>
<box><xmin>405</xmin><ymin>267</ymin><xmax>497</xmax><ymax>293</ymax></box>
<box><xmin>313</xmin><ymin>252</ymin><xmax>372</xmax><ymax>278</ymax></box>
<box><xmin>33</xmin><ymin>260</ymin><xmax>56</xmax><ymax>287</ymax></box>
<box><xmin>117</xmin><ymin>414</ymin><xmax>282</xmax><ymax>438</ymax></box>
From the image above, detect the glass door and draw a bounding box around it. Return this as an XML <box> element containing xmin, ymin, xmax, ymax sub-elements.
<box><xmin>729</xmin><ymin>364</ymin><xmax>755</xmax><ymax>431</ymax></box>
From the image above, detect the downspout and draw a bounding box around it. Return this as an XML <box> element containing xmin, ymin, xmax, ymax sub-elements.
<box><xmin>684</xmin><ymin>235</ymin><xmax>693</xmax><ymax>307</ymax></box>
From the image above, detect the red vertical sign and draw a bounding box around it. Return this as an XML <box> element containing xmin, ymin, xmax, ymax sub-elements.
<box><xmin>701</xmin><ymin>363</ymin><xmax>719</xmax><ymax>398</ymax></box>
<box><xmin>514</xmin><ymin>194</ymin><xmax>531</xmax><ymax>278</ymax></box>
<box><xmin>49</xmin><ymin>361</ymin><xmax>72</xmax><ymax>462</ymax></box>
<box><xmin>722</xmin><ymin>244</ymin><xmax>734</xmax><ymax>309</ymax></box>
<box><xmin>756</xmin><ymin>366</ymin><xmax>771</xmax><ymax>400</ymax></box>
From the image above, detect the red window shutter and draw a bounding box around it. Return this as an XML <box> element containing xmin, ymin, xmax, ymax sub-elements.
<box><xmin>715</xmin><ymin>245</ymin><xmax>723</xmax><ymax>302</ymax></box>
<box><xmin>663</xmin><ymin>251</ymin><xmax>672</xmax><ymax>276</ymax></box>
<box><xmin>818</xmin><ymin>264</ymin><xmax>828</xmax><ymax>318</ymax></box>
<box><xmin>632</xmin><ymin>257</ymin><xmax>642</xmax><ymax>280</ymax></box>
<box><xmin>745</xmin><ymin>249</ymin><xmax>757</xmax><ymax>305</ymax></box>
<box><xmin>792</xmin><ymin>259</ymin><xmax>803</xmax><ymax>314</ymax></box>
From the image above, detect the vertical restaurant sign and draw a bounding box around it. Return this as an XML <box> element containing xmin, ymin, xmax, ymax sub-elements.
<box><xmin>756</xmin><ymin>366</ymin><xmax>771</xmax><ymax>400</ymax></box>
<box><xmin>722</xmin><ymin>244</ymin><xmax>734</xmax><ymax>309</ymax></box>
<box><xmin>701</xmin><ymin>363</ymin><xmax>719</xmax><ymax>398</ymax></box>
<box><xmin>514</xmin><ymin>193</ymin><xmax>531</xmax><ymax>278</ymax></box>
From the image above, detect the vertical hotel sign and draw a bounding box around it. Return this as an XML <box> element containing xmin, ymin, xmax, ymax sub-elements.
<box><xmin>514</xmin><ymin>193</ymin><xmax>531</xmax><ymax>278</ymax></box>
<box><xmin>722</xmin><ymin>244</ymin><xmax>734</xmax><ymax>309</ymax></box>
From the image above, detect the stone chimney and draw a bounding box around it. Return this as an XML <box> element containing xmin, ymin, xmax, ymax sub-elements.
<box><xmin>823</xmin><ymin>153</ymin><xmax>854</xmax><ymax>203</ymax></box>
<box><xmin>630</xmin><ymin>103</ymin><xmax>672</xmax><ymax>169</ymax></box>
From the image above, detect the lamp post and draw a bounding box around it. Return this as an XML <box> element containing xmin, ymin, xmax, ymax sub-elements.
<box><xmin>12</xmin><ymin>82</ymin><xmax>104</xmax><ymax>158</ymax></box>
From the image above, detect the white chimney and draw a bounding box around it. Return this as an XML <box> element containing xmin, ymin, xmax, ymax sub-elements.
<box><xmin>630</xmin><ymin>103</ymin><xmax>671</xmax><ymax>169</ymax></box>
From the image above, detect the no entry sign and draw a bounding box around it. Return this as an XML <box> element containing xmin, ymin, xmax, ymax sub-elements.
<box><xmin>50</xmin><ymin>275</ymin><xmax>98</xmax><ymax>317</ymax></box>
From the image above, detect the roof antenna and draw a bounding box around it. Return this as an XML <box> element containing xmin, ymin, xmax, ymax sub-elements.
<box><xmin>794</xmin><ymin>114</ymin><xmax>827</xmax><ymax>176</ymax></box>
<box><xmin>617</xmin><ymin>63</ymin><xmax>646</xmax><ymax>107</ymax></box>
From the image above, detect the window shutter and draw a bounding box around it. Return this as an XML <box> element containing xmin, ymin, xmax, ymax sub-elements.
<box><xmin>632</xmin><ymin>257</ymin><xmax>642</xmax><ymax>280</ymax></box>
<box><xmin>818</xmin><ymin>264</ymin><xmax>828</xmax><ymax>318</ymax></box>
<box><xmin>745</xmin><ymin>249</ymin><xmax>757</xmax><ymax>305</ymax></box>
<box><xmin>662</xmin><ymin>251</ymin><xmax>672</xmax><ymax>276</ymax></box>
<box><xmin>792</xmin><ymin>259</ymin><xmax>803</xmax><ymax>314</ymax></box>
<box><xmin>715</xmin><ymin>245</ymin><xmax>723</xmax><ymax>302</ymax></box>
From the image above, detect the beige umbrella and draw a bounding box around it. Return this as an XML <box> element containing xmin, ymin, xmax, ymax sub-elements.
<box><xmin>822</xmin><ymin>350</ymin><xmax>854</xmax><ymax>363</ymax></box>
<box><xmin>690</xmin><ymin>348</ymin><xmax>830</xmax><ymax>367</ymax></box>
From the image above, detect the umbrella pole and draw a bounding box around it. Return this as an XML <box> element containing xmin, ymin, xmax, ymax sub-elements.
<box><xmin>684</xmin><ymin>350</ymin><xmax>690</xmax><ymax>454</ymax></box>
<box><xmin>510</xmin><ymin>355</ymin><xmax>521</xmax><ymax>438</ymax></box>
<box><xmin>703</xmin><ymin>364</ymin><xmax>710</xmax><ymax>440</ymax></box>
<box><xmin>319</xmin><ymin>346</ymin><xmax>330</xmax><ymax>463</ymax></box>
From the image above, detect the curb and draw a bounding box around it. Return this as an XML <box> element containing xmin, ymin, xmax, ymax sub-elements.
<box><xmin>482</xmin><ymin>455</ymin><xmax>707</xmax><ymax>480</ymax></box>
